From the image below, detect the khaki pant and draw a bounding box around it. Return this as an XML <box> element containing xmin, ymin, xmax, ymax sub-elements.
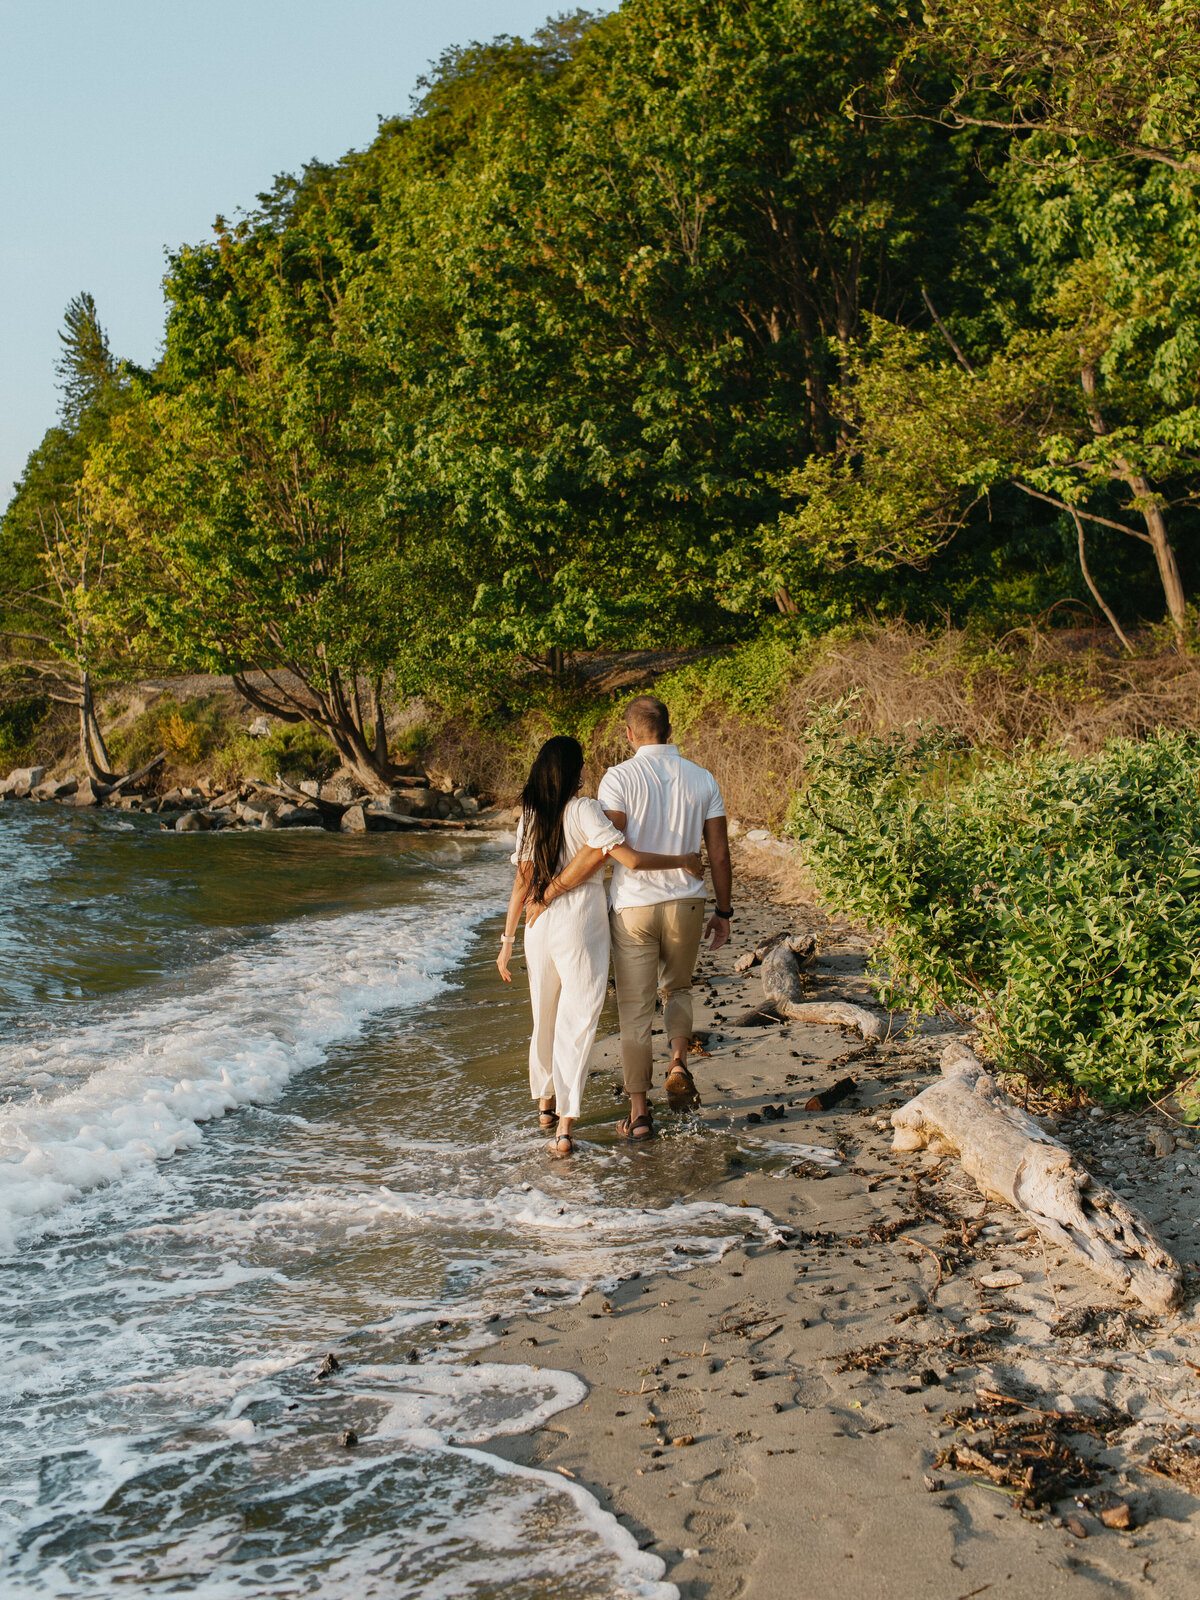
<box><xmin>610</xmin><ymin>898</ymin><xmax>705</xmax><ymax>1094</ymax></box>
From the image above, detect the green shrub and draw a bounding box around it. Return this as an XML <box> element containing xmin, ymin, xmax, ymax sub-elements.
<box><xmin>652</xmin><ymin>639</ymin><xmax>798</xmax><ymax>734</ymax></box>
<box><xmin>211</xmin><ymin>721</ymin><xmax>339</xmax><ymax>787</ymax></box>
<box><xmin>112</xmin><ymin>695</ymin><xmax>228</xmax><ymax>770</ymax></box>
<box><xmin>0</xmin><ymin>694</ymin><xmax>51</xmax><ymax>765</ymax></box>
<box><xmin>789</xmin><ymin>706</ymin><xmax>1200</xmax><ymax>1110</ymax></box>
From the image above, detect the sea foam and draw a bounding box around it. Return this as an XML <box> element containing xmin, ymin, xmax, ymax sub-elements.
<box><xmin>0</xmin><ymin>894</ymin><xmax>494</xmax><ymax>1253</ymax></box>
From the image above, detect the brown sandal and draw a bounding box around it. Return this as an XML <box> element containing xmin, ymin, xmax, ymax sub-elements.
<box><xmin>664</xmin><ymin>1063</ymin><xmax>701</xmax><ymax>1107</ymax></box>
<box><xmin>617</xmin><ymin>1113</ymin><xmax>655</xmax><ymax>1142</ymax></box>
<box><xmin>537</xmin><ymin>1099</ymin><xmax>557</xmax><ymax>1129</ymax></box>
<box><xmin>551</xmin><ymin>1131</ymin><xmax>574</xmax><ymax>1158</ymax></box>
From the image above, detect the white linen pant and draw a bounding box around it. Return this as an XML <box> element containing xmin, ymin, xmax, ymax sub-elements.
<box><xmin>524</xmin><ymin>882</ymin><xmax>611</xmax><ymax>1120</ymax></box>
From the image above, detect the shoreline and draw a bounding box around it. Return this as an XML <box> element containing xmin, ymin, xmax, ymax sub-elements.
<box><xmin>478</xmin><ymin>858</ymin><xmax>1200</xmax><ymax>1598</ymax></box>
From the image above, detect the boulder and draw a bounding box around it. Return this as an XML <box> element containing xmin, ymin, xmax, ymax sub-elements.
<box><xmin>238</xmin><ymin>799</ymin><xmax>273</xmax><ymax>823</ymax></box>
<box><xmin>175</xmin><ymin>811</ymin><xmax>205</xmax><ymax>831</ymax></box>
<box><xmin>299</xmin><ymin>780</ymin><xmax>321</xmax><ymax>797</ymax></box>
<box><xmin>31</xmin><ymin>778</ymin><xmax>78</xmax><ymax>801</ymax></box>
<box><xmin>457</xmin><ymin>795</ymin><xmax>480</xmax><ymax>815</ymax></box>
<box><xmin>373</xmin><ymin>793</ymin><xmax>414</xmax><ymax>817</ymax></box>
<box><xmin>340</xmin><ymin>803</ymin><xmax>368</xmax><ymax>833</ymax></box>
<box><xmin>3</xmin><ymin>766</ymin><xmax>46</xmax><ymax>798</ymax></box>
<box><xmin>70</xmin><ymin>776</ymin><xmax>110</xmax><ymax>807</ymax></box>
<box><xmin>276</xmin><ymin>803</ymin><xmax>320</xmax><ymax>827</ymax></box>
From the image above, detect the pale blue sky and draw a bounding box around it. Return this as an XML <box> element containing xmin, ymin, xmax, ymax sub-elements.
<box><xmin>1</xmin><ymin>0</ymin><xmax>572</xmax><ymax>509</ymax></box>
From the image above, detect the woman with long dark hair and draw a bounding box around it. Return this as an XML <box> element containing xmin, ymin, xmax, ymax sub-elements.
<box><xmin>497</xmin><ymin>736</ymin><xmax>701</xmax><ymax>1156</ymax></box>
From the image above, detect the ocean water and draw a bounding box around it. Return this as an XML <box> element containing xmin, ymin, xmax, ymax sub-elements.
<box><xmin>0</xmin><ymin>803</ymin><xmax>761</xmax><ymax>1596</ymax></box>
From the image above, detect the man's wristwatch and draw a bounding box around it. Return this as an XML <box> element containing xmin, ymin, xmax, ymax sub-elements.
<box><xmin>714</xmin><ymin>907</ymin><xmax>733</xmax><ymax>919</ymax></box>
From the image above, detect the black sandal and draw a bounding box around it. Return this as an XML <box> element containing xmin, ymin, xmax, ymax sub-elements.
<box><xmin>617</xmin><ymin>1113</ymin><xmax>655</xmax><ymax>1142</ymax></box>
<box><xmin>537</xmin><ymin>1099</ymin><xmax>557</xmax><ymax>1129</ymax></box>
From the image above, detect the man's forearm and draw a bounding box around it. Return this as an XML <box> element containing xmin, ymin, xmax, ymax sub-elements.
<box><xmin>710</xmin><ymin>852</ymin><xmax>733</xmax><ymax>910</ymax></box>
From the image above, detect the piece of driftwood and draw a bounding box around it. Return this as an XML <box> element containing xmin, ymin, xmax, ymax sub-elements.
<box><xmin>733</xmin><ymin>931</ymin><xmax>790</xmax><ymax>973</ymax></box>
<box><xmin>106</xmin><ymin>750</ymin><xmax>167</xmax><ymax>798</ymax></box>
<box><xmin>892</xmin><ymin>1043</ymin><xmax>1181</xmax><ymax>1315</ymax></box>
<box><xmin>805</xmin><ymin>1076</ymin><xmax>856</xmax><ymax>1112</ymax></box>
<box><xmin>760</xmin><ymin>936</ymin><xmax>885</xmax><ymax>1042</ymax></box>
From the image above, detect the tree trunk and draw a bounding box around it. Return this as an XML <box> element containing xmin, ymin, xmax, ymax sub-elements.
<box><xmin>232</xmin><ymin>669</ymin><xmax>394</xmax><ymax>796</ymax></box>
<box><xmin>892</xmin><ymin>1042</ymin><xmax>1181</xmax><ymax>1315</ymax></box>
<box><xmin>78</xmin><ymin>672</ymin><xmax>118</xmax><ymax>783</ymax></box>
<box><xmin>1081</xmin><ymin>363</ymin><xmax>1188</xmax><ymax>645</ymax></box>
<box><xmin>371</xmin><ymin>676</ymin><xmax>388</xmax><ymax>765</ymax></box>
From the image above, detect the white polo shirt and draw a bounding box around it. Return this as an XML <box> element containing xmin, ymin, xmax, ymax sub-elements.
<box><xmin>597</xmin><ymin>744</ymin><xmax>725</xmax><ymax>913</ymax></box>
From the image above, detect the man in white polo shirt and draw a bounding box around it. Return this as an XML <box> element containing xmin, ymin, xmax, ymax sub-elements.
<box><xmin>598</xmin><ymin>696</ymin><xmax>732</xmax><ymax>1141</ymax></box>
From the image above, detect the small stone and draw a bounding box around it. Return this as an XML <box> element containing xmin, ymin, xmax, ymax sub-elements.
<box><xmin>340</xmin><ymin>1429</ymin><xmax>358</xmax><ymax>1448</ymax></box>
<box><xmin>1089</xmin><ymin>1107</ymin><xmax>1105</xmax><ymax>1120</ymax></box>
<box><xmin>1065</xmin><ymin>1515</ymin><xmax>1089</xmax><ymax>1539</ymax></box>
<box><xmin>1100</xmin><ymin>1501</ymin><xmax>1132</xmax><ymax>1530</ymax></box>
<box><xmin>672</xmin><ymin>1435</ymin><xmax>695</xmax><ymax>1447</ymax></box>
<box><xmin>1149</xmin><ymin>1129</ymin><xmax>1176</xmax><ymax>1159</ymax></box>
<box><xmin>923</xmin><ymin>1474</ymin><xmax>944</xmax><ymax>1492</ymax></box>
<box><xmin>745</xmin><ymin>1111</ymin><xmax>762</xmax><ymax>1125</ymax></box>
<box><xmin>316</xmin><ymin>1352</ymin><xmax>341</xmax><ymax>1380</ymax></box>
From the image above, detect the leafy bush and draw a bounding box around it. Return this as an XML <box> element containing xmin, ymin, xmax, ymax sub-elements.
<box><xmin>112</xmin><ymin>695</ymin><xmax>229</xmax><ymax>771</ymax></box>
<box><xmin>789</xmin><ymin>707</ymin><xmax>1200</xmax><ymax>1108</ymax></box>
<box><xmin>211</xmin><ymin>722</ymin><xmax>340</xmax><ymax>788</ymax></box>
<box><xmin>0</xmin><ymin>693</ymin><xmax>51</xmax><ymax>765</ymax></box>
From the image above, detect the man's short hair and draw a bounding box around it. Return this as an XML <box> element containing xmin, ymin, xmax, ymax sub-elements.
<box><xmin>625</xmin><ymin>695</ymin><xmax>670</xmax><ymax>742</ymax></box>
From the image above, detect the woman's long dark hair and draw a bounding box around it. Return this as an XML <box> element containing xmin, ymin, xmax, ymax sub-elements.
<box><xmin>520</xmin><ymin>736</ymin><xmax>585</xmax><ymax>904</ymax></box>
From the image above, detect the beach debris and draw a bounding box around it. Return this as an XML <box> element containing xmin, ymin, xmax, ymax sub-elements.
<box><xmin>937</xmin><ymin>1411</ymin><xmax>1100</xmax><ymax>1509</ymax></box>
<box><xmin>804</xmin><ymin>1076</ymin><xmax>856</xmax><ymax>1112</ymax></box>
<box><xmin>761</xmin><ymin>1103</ymin><xmax>787</xmax><ymax>1121</ymax></box>
<box><xmin>760</xmin><ymin>937</ymin><xmax>884</xmax><ymax>1040</ymax></box>
<box><xmin>978</xmin><ymin>1271</ymin><xmax>1024</xmax><ymax>1290</ymax></box>
<box><xmin>672</xmin><ymin>1435</ymin><xmax>695</xmax><ymax>1447</ymax></box>
<box><xmin>1099</xmin><ymin>1499</ymin><xmax>1132</xmax><ymax>1529</ymax></box>
<box><xmin>891</xmin><ymin>1042</ymin><xmax>1181</xmax><ymax>1314</ymax></box>
<box><xmin>733</xmin><ymin>931</ymin><xmax>791</xmax><ymax>972</ymax></box>
<box><xmin>745</xmin><ymin>1111</ymin><xmax>762</xmax><ymax>1124</ymax></box>
<box><xmin>340</xmin><ymin>1429</ymin><xmax>359</xmax><ymax>1448</ymax></box>
<box><xmin>1145</xmin><ymin>1436</ymin><xmax>1200</xmax><ymax>1495</ymax></box>
<box><xmin>315</xmin><ymin>1352</ymin><xmax>341</xmax><ymax>1380</ymax></box>
<box><xmin>1065</xmin><ymin>1515</ymin><xmax>1089</xmax><ymax>1538</ymax></box>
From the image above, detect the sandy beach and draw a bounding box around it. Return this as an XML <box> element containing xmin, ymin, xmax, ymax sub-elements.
<box><xmin>482</xmin><ymin>845</ymin><xmax>1200</xmax><ymax>1598</ymax></box>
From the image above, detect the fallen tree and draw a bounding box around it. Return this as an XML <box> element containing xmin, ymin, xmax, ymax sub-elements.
<box><xmin>759</xmin><ymin>933</ymin><xmax>886</xmax><ymax>1041</ymax></box>
<box><xmin>892</xmin><ymin>1041</ymin><xmax>1181</xmax><ymax>1315</ymax></box>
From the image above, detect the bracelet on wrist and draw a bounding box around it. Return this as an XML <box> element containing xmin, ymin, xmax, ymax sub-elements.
<box><xmin>500</xmin><ymin>935</ymin><xmax>515</xmax><ymax>944</ymax></box>
<box><xmin>714</xmin><ymin>907</ymin><xmax>733</xmax><ymax>919</ymax></box>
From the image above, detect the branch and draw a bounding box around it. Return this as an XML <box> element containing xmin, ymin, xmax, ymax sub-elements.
<box><xmin>920</xmin><ymin>285</ymin><xmax>975</xmax><ymax>376</ymax></box>
<box><xmin>1012</xmin><ymin>482</ymin><xmax>1154</xmax><ymax>544</ymax></box>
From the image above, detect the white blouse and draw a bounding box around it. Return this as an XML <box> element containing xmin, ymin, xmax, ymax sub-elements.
<box><xmin>511</xmin><ymin>795</ymin><xmax>625</xmax><ymax>872</ymax></box>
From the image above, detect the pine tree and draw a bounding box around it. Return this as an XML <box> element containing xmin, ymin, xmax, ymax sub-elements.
<box><xmin>55</xmin><ymin>292</ymin><xmax>115</xmax><ymax>427</ymax></box>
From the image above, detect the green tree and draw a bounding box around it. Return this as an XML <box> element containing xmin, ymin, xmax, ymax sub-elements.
<box><xmin>372</xmin><ymin>0</ymin><xmax>978</xmax><ymax>660</ymax></box>
<box><xmin>893</xmin><ymin>0</ymin><xmax>1200</xmax><ymax>173</ymax></box>
<box><xmin>55</xmin><ymin>291</ymin><xmax>117</xmax><ymax>428</ymax></box>
<box><xmin>88</xmin><ymin>173</ymin><xmax>446</xmax><ymax>792</ymax></box>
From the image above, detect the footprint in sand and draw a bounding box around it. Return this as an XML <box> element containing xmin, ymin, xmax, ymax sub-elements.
<box><xmin>698</xmin><ymin>1464</ymin><xmax>759</xmax><ymax>1505</ymax></box>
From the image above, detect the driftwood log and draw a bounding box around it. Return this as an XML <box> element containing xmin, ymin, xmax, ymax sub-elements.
<box><xmin>892</xmin><ymin>1042</ymin><xmax>1181</xmax><ymax>1315</ymax></box>
<box><xmin>758</xmin><ymin>934</ymin><xmax>886</xmax><ymax>1042</ymax></box>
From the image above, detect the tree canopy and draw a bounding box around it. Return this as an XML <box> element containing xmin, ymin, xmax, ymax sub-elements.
<box><xmin>3</xmin><ymin>0</ymin><xmax>1195</xmax><ymax>759</ymax></box>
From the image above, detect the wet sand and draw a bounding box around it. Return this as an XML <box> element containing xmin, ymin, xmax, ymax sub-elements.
<box><xmin>482</xmin><ymin>849</ymin><xmax>1200</xmax><ymax>1598</ymax></box>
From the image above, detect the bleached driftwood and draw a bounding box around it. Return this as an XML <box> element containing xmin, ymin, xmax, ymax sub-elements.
<box><xmin>760</xmin><ymin>935</ymin><xmax>885</xmax><ymax>1042</ymax></box>
<box><xmin>892</xmin><ymin>1042</ymin><xmax>1181</xmax><ymax>1315</ymax></box>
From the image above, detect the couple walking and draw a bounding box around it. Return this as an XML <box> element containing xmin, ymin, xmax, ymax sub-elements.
<box><xmin>497</xmin><ymin>696</ymin><xmax>733</xmax><ymax>1155</ymax></box>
